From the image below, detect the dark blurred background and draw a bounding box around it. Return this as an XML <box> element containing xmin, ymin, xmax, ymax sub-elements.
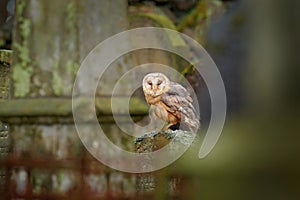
<box><xmin>0</xmin><ymin>0</ymin><xmax>299</xmax><ymax>199</ymax></box>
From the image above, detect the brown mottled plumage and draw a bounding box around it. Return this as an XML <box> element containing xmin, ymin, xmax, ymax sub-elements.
<box><xmin>142</xmin><ymin>72</ymin><xmax>199</xmax><ymax>131</ymax></box>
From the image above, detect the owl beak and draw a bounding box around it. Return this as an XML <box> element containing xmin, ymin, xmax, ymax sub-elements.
<box><xmin>152</xmin><ymin>89</ymin><xmax>157</xmax><ymax>96</ymax></box>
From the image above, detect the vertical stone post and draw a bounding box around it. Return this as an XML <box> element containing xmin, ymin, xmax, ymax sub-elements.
<box><xmin>0</xmin><ymin>49</ymin><xmax>11</xmax><ymax>199</ymax></box>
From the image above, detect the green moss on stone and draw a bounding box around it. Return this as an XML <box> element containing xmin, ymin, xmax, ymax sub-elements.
<box><xmin>12</xmin><ymin>0</ymin><xmax>33</xmax><ymax>97</ymax></box>
<box><xmin>52</xmin><ymin>61</ymin><xmax>63</xmax><ymax>96</ymax></box>
<box><xmin>66</xmin><ymin>61</ymin><xmax>79</xmax><ymax>75</ymax></box>
<box><xmin>66</xmin><ymin>2</ymin><xmax>76</xmax><ymax>32</ymax></box>
<box><xmin>131</xmin><ymin>13</ymin><xmax>186</xmax><ymax>47</ymax></box>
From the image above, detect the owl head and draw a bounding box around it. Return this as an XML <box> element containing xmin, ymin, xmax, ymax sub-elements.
<box><xmin>142</xmin><ymin>72</ymin><xmax>170</xmax><ymax>97</ymax></box>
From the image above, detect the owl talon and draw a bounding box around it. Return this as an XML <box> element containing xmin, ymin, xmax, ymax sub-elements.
<box><xmin>162</xmin><ymin>124</ymin><xmax>171</xmax><ymax>131</ymax></box>
<box><xmin>163</xmin><ymin>123</ymin><xmax>179</xmax><ymax>131</ymax></box>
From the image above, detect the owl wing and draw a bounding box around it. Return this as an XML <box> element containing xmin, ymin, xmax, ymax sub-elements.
<box><xmin>167</xmin><ymin>82</ymin><xmax>193</xmax><ymax>103</ymax></box>
<box><xmin>160</xmin><ymin>82</ymin><xmax>199</xmax><ymax>130</ymax></box>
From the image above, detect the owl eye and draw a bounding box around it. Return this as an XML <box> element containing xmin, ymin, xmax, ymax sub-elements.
<box><xmin>147</xmin><ymin>81</ymin><xmax>152</xmax><ymax>86</ymax></box>
<box><xmin>157</xmin><ymin>80</ymin><xmax>162</xmax><ymax>86</ymax></box>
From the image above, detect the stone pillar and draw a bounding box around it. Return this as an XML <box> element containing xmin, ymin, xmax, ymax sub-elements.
<box><xmin>0</xmin><ymin>50</ymin><xmax>11</xmax><ymax>199</ymax></box>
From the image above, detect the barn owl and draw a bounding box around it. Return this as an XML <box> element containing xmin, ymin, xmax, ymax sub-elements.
<box><xmin>142</xmin><ymin>72</ymin><xmax>199</xmax><ymax>132</ymax></box>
